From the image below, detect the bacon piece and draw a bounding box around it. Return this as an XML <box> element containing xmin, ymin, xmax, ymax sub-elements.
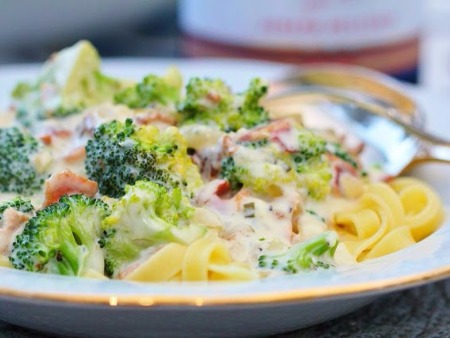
<box><xmin>206</xmin><ymin>92</ymin><xmax>221</xmax><ymax>104</ymax></box>
<box><xmin>270</xmin><ymin>132</ymin><xmax>297</xmax><ymax>153</ymax></box>
<box><xmin>63</xmin><ymin>146</ymin><xmax>86</xmax><ymax>163</ymax></box>
<box><xmin>39</xmin><ymin>134</ymin><xmax>52</xmax><ymax>145</ymax></box>
<box><xmin>135</xmin><ymin>112</ymin><xmax>177</xmax><ymax>126</ymax></box>
<box><xmin>0</xmin><ymin>209</ymin><xmax>30</xmax><ymax>255</ymax></box>
<box><xmin>196</xmin><ymin>179</ymin><xmax>230</xmax><ymax>206</ymax></box>
<box><xmin>38</xmin><ymin>127</ymin><xmax>73</xmax><ymax>146</ymax></box>
<box><xmin>382</xmin><ymin>174</ymin><xmax>395</xmax><ymax>183</ymax></box>
<box><xmin>222</xmin><ymin>135</ymin><xmax>237</xmax><ymax>156</ymax></box>
<box><xmin>328</xmin><ymin>154</ymin><xmax>359</xmax><ymax>196</ymax></box>
<box><xmin>238</xmin><ymin>118</ymin><xmax>292</xmax><ymax>142</ymax></box>
<box><xmin>50</xmin><ymin>128</ymin><xmax>72</xmax><ymax>138</ymax></box>
<box><xmin>43</xmin><ymin>170</ymin><xmax>98</xmax><ymax>207</ymax></box>
<box><xmin>215</xmin><ymin>180</ymin><xmax>231</xmax><ymax>196</ymax></box>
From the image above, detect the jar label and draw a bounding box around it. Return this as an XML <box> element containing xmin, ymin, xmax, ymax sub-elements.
<box><xmin>179</xmin><ymin>0</ymin><xmax>422</xmax><ymax>50</ymax></box>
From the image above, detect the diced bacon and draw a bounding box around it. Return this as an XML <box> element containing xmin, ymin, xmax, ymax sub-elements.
<box><xmin>350</xmin><ymin>142</ymin><xmax>365</xmax><ymax>155</ymax></box>
<box><xmin>196</xmin><ymin>179</ymin><xmax>230</xmax><ymax>206</ymax></box>
<box><xmin>238</xmin><ymin>118</ymin><xmax>292</xmax><ymax>142</ymax></box>
<box><xmin>215</xmin><ymin>180</ymin><xmax>231</xmax><ymax>196</ymax></box>
<box><xmin>382</xmin><ymin>174</ymin><xmax>395</xmax><ymax>183</ymax></box>
<box><xmin>222</xmin><ymin>135</ymin><xmax>237</xmax><ymax>156</ymax></box>
<box><xmin>38</xmin><ymin>128</ymin><xmax>72</xmax><ymax>146</ymax></box>
<box><xmin>328</xmin><ymin>154</ymin><xmax>359</xmax><ymax>196</ymax></box>
<box><xmin>39</xmin><ymin>134</ymin><xmax>52</xmax><ymax>145</ymax></box>
<box><xmin>270</xmin><ymin>131</ymin><xmax>298</xmax><ymax>153</ymax></box>
<box><xmin>206</xmin><ymin>92</ymin><xmax>221</xmax><ymax>104</ymax></box>
<box><xmin>135</xmin><ymin>112</ymin><xmax>177</xmax><ymax>126</ymax></box>
<box><xmin>0</xmin><ymin>209</ymin><xmax>30</xmax><ymax>255</ymax></box>
<box><xmin>63</xmin><ymin>146</ymin><xmax>86</xmax><ymax>163</ymax></box>
<box><xmin>50</xmin><ymin>128</ymin><xmax>72</xmax><ymax>138</ymax></box>
<box><xmin>43</xmin><ymin>170</ymin><xmax>98</xmax><ymax>207</ymax></box>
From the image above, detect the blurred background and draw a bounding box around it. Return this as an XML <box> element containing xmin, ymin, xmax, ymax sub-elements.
<box><xmin>0</xmin><ymin>0</ymin><xmax>449</xmax><ymax>88</ymax></box>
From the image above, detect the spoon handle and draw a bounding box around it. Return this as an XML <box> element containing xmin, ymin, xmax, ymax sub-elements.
<box><xmin>389</xmin><ymin>110</ymin><xmax>450</xmax><ymax>171</ymax></box>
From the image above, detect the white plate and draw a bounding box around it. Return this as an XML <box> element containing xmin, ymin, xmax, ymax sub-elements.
<box><xmin>0</xmin><ymin>59</ymin><xmax>449</xmax><ymax>338</ymax></box>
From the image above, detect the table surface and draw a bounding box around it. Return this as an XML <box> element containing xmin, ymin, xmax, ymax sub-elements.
<box><xmin>0</xmin><ymin>2</ymin><xmax>449</xmax><ymax>337</ymax></box>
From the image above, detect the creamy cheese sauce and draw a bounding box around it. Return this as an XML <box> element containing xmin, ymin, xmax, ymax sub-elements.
<box><xmin>0</xmin><ymin>102</ymin><xmax>365</xmax><ymax>274</ymax></box>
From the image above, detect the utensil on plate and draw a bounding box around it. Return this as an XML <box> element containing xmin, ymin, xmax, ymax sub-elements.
<box><xmin>264</xmin><ymin>64</ymin><xmax>450</xmax><ymax>176</ymax></box>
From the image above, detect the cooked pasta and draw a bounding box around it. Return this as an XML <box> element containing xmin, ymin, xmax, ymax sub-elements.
<box><xmin>334</xmin><ymin>178</ymin><xmax>444</xmax><ymax>261</ymax></box>
<box><xmin>124</xmin><ymin>233</ymin><xmax>256</xmax><ymax>282</ymax></box>
<box><xmin>0</xmin><ymin>40</ymin><xmax>444</xmax><ymax>282</ymax></box>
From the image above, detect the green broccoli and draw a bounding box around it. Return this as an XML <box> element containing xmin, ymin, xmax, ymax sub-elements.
<box><xmin>114</xmin><ymin>67</ymin><xmax>182</xmax><ymax>108</ymax></box>
<box><xmin>0</xmin><ymin>197</ymin><xmax>34</xmax><ymax>225</ymax></box>
<box><xmin>85</xmin><ymin>119</ymin><xmax>202</xmax><ymax>198</ymax></box>
<box><xmin>0</xmin><ymin>127</ymin><xmax>49</xmax><ymax>194</ymax></box>
<box><xmin>238</xmin><ymin>138</ymin><xmax>269</xmax><ymax>149</ymax></box>
<box><xmin>295</xmin><ymin>159</ymin><xmax>332</xmax><ymax>200</ymax></box>
<box><xmin>220</xmin><ymin>157</ymin><xmax>244</xmax><ymax>191</ymax></box>
<box><xmin>12</xmin><ymin>40</ymin><xmax>126</xmax><ymax>125</ymax></box>
<box><xmin>258</xmin><ymin>232</ymin><xmax>339</xmax><ymax>273</ymax></box>
<box><xmin>292</xmin><ymin>129</ymin><xmax>327</xmax><ymax>164</ymax></box>
<box><xmin>99</xmin><ymin>180</ymin><xmax>206</xmax><ymax>277</ymax></box>
<box><xmin>238</xmin><ymin>78</ymin><xmax>270</xmax><ymax>128</ymax></box>
<box><xmin>9</xmin><ymin>194</ymin><xmax>110</xmax><ymax>276</ymax></box>
<box><xmin>0</xmin><ymin>198</ymin><xmax>34</xmax><ymax>216</ymax></box>
<box><xmin>180</xmin><ymin>77</ymin><xmax>269</xmax><ymax>131</ymax></box>
<box><xmin>220</xmin><ymin>138</ymin><xmax>272</xmax><ymax>192</ymax></box>
<box><xmin>220</xmin><ymin>152</ymin><xmax>294</xmax><ymax>196</ymax></box>
<box><xmin>291</xmin><ymin>129</ymin><xmax>332</xmax><ymax>200</ymax></box>
<box><xmin>219</xmin><ymin>126</ymin><xmax>332</xmax><ymax>199</ymax></box>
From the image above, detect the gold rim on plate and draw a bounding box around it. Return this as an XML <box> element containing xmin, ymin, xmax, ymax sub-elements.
<box><xmin>0</xmin><ymin>265</ymin><xmax>449</xmax><ymax>307</ymax></box>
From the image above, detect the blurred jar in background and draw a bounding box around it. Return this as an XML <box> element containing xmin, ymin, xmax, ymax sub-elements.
<box><xmin>179</xmin><ymin>0</ymin><xmax>422</xmax><ymax>83</ymax></box>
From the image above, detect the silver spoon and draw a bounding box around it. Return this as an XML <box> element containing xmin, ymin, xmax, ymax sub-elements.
<box><xmin>263</xmin><ymin>64</ymin><xmax>450</xmax><ymax>176</ymax></box>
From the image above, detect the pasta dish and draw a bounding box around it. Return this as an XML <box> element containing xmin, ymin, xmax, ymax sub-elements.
<box><xmin>0</xmin><ymin>41</ymin><xmax>444</xmax><ymax>282</ymax></box>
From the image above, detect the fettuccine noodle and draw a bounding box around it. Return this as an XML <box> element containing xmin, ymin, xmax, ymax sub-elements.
<box><xmin>334</xmin><ymin>178</ymin><xmax>444</xmax><ymax>261</ymax></box>
<box><xmin>124</xmin><ymin>233</ymin><xmax>256</xmax><ymax>282</ymax></box>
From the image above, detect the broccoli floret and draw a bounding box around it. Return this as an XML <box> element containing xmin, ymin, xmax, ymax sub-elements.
<box><xmin>220</xmin><ymin>139</ymin><xmax>270</xmax><ymax>191</ymax></box>
<box><xmin>219</xmin><ymin>127</ymin><xmax>332</xmax><ymax>199</ymax></box>
<box><xmin>292</xmin><ymin>129</ymin><xmax>327</xmax><ymax>164</ymax></box>
<box><xmin>238</xmin><ymin>78</ymin><xmax>270</xmax><ymax>128</ymax></box>
<box><xmin>0</xmin><ymin>197</ymin><xmax>34</xmax><ymax>225</ymax></box>
<box><xmin>0</xmin><ymin>197</ymin><xmax>35</xmax><ymax>231</ymax></box>
<box><xmin>99</xmin><ymin>181</ymin><xmax>206</xmax><ymax>277</ymax></box>
<box><xmin>9</xmin><ymin>194</ymin><xmax>110</xmax><ymax>276</ymax></box>
<box><xmin>85</xmin><ymin>119</ymin><xmax>202</xmax><ymax>198</ymax></box>
<box><xmin>292</xmin><ymin>130</ymin><xmax>332</xmax><ymax>200</ymax></box>
<box><xmin>219</xmin><ymin>134</ymin><xmax>296</xmax><ymax>196</ymax></box>
<box><xmin>296</xmin><ymin>159</ymin><xmax>332</xmax><ymax>200</ymax></box>
<box><xmin>258</xmin><ymin>232</ymin><xmax>339</xmax><ymax>273</ymax></box>
<box><xmin>0</xmin><ymin>127</ymin><xmax>48</xmax><ymax>194</ymax></box>
<box><xmin>182</xmin><ymin>77</ymin><xmax>233</xmax><ymax>118</ymax></box>
<box><xmin>220</xmin><ymin>157</ymin><xmax>244</xmax><ymax>191</ymax></box>
<box><xmin>180</xmin><ymin>77</ymin><xmax>269</xmax><ymax>132</ymax></box>
<box><xmin>220</xmin><ymin>153</ymin><xmax>294</xmax><ymax>196</ymax></box>
<box><xmin>239</xmin><ymin>138</ymin><xmax>269</xmax><ymax>149</ymax></box>
<box><xmin>12</xmin><ymin>40</ymin><xmax>126</xmax><ymax>125</ymax></box>
<box><xmin>114</xmin><ymin>68</ymin><xmax>182</xmax><ymax>108</ymax></box>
